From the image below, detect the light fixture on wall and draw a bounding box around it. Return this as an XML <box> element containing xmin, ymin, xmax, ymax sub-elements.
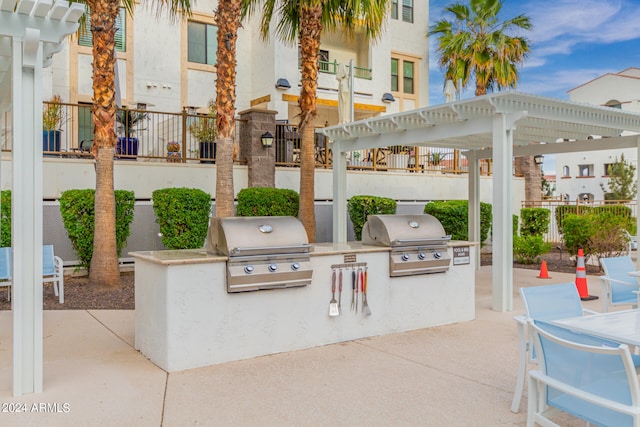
<box><xmin>261</xmin><ymin>131</ymin><xmax>274</xmax><ymax>147</ymax></box>
<box><xmin>534</xmin><ymin>154</ymin><xmax>544</xmax><ymax>165</ymax></box>
<box><xmin>275</xmin><ymin>78</ymin><xmax>291</xmax><ymax>90</ymax></box>
<box><xmin>381</xmin><ymin>92</ymin><xmax>395</xmax><ymax>103</ymax></box>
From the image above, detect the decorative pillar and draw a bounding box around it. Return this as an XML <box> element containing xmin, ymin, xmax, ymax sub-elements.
<box><xmin>238</xmin><ymin>108</ymin><xmax>277</xmax><ymax>188</ymax></box>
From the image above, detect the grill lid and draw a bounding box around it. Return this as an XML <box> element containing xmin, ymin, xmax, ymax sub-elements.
<box><xmin>207</xmin><ymin>216</ymin><xmax>311</xmax><ymax>257</ymax></box>
<box><xmin>361</xmin><ymin>214</ymin><xmax>451</xmax><ymax>247</ymax></box>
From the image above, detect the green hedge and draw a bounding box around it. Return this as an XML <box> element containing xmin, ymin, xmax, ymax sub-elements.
<box><xmin>347</xmin><ymin>195</ymin><xmax>397</xmax><ymax>240</ymax></box>
<box><xmin>513</xmin><ymin>234</ymin><xmax>552</xmax><ymax>264</ymax></box>
<box><xmin>424</xmin><ymin>200</ymin><xmax>492</xmax><ymax>245</ymax></box>
<box><xmin>236</xmin><ymin>187</ymin><xmax>299</xmax><ymax>217</ymax></box>
<box><xmin>520</xmin><ymin>207</ymin><xmax>550</xmax><ymax>236</ymax></box>
<box><xmin>59</xmin><ymin>189</ymin><xmax>135</xmax><ymax>270</ymax></box>
<box><xmin>152</xmin><ymin>188</ymin><xmax>211</xmax><ymax>249</ymax></box>
<box><xmin>1</xmin><ymin>190</ymin><xmax>10</xmax><ymax>247</ymax></box>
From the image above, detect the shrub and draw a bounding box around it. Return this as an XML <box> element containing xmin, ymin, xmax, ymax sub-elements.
<box><xmin>561</xmin><ymin>214</ymin><xmax>591</xmax><ymax>258</ymax></box>
<box><xmin>513</xmin><ymin>235</ymin><xmax>551</xmax><ymax>264</ymax></box>
<box><xmin>555</xmin><ymin>205</ymin><xmax>579</xmax><ymax>234</ymax></box>
<box><xmin>1</xmin><ymin>190</ymin><xmax>9</xmax><ymax>247</ymax></box>
<box><xmin>513</xmin><ymin>214</ymin><xmax>519</xmax><ymax>236</ymax></box>
<box><xmin>424</xmin><ymin>200</ymin><xmax>492</xmax><ymax>245</ymax></box>
<box><xmin>588</xmin><ymin>212</ymin><xmax>632</xmax><ymax>261</ymax></box>
<box><xmin>236</xmin><ymin>187</ymin><xmax>299</xmax><ymax>217</ymax></box>
<box><xmin>152</xmin><ymin>188</ymin><xmax>211</xmax><ymax>249</ymax></box>
<box><xmin>347</xmin><ymin>195</ymin><xmax>397</xmax><ymax>240</ymax></box>
<box><xmin>519</xmin><ymin>207</ymin><xmax>550</xmax><ymax>237</ymax></box>
<box><xmin>59</xmin><ymin>189</ymin><xmax>135</xmax><ymax>270</ymax></box>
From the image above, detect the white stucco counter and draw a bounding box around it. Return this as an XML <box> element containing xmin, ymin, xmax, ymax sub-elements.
<box><xmin>132</xmin><ymin>241</ymin><xmax>477</xmax><ymax>372</ymax></box>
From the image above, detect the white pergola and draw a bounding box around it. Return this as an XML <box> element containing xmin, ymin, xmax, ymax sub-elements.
<box><xmin>321</xmin><ymin>92</ymin><xmax>640</xmax><ymax>312</ymax></box>
<box><xmin>1</xmin><ymin>0</ymin><xmax>82</xmax><ymax>396</ymax></box>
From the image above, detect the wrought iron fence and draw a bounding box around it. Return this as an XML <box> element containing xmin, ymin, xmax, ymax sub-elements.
<box><xmin>0</xmin><ymin>102</ymin><xmax>493</xmax><ymax>175</ymax></box>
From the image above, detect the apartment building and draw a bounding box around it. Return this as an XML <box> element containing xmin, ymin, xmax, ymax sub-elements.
<box><xmin>46</xmin><ymin>1</ymin><xmax>428</xmax><ymax>129</ymax></box>
<box><xmin>556</xmin><ymin>67</ymin><xmax>640</xmax><ymax>201</ymax></box>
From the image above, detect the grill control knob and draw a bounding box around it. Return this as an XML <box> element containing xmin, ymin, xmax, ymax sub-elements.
<box><xmin>433</xmin><ymin>252</ymin><xmax>442</xmax><ymax>259</ymax></box>
<box><xmin>418</xmin><ymin>252</ymin><xmax>426</xmax><ymax>260</ymax></box>
<box><xmin>244</xmin><ymin>265</ymin><xmax>254</xmax><ymax>274</ymax></box>
<box><xmin>291</xmin><ymin>263</ymin><xmax>300</xmax><ymax>271</ymax></box>
<box><xmin>401</xmin><ymin>253</ymin><xmax>410</xmax><ymax>261</ymax></box>
<box><xmin>268</xmin><ymin>264</ymin><xmax>278</xmax><ymax>272</ymax></box>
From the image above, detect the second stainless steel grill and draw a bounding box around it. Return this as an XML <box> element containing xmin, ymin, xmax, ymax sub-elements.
<box><xmin>361</xmin><ymin>214</ymin><xmax>451</xmax><ymax>276</ymax></box>
<box><xmin>208</xmin><ymin>216</ymin><xmax>313</xmax><ymax>292</ymax></box>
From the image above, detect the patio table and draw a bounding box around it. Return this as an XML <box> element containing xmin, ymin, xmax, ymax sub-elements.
<box><xmin>552</xmin><ymin>309</ymin><xmax>640</xmax><ymax>347</ymax></box>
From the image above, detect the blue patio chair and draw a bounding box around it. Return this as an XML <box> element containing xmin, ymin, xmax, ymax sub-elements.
<box><xmin>43</xmin><ymin>245</ymin><xmax>64</xmax><ymax>304</ymax></box>
<box><xmin>528</xmin><ymin>319</ymin><xmax>640</xmax><ymax>426</ymax></box>
<box><xmin>0</xmin><ymin>247</ymin><xmax>11</xmax><ymax>301</ymax></box>
<box><xmin>511</xmin><ymin>282</ymin><xmax>597</xmax><ymax>413</ymax></box>
<box><xmin>599</xmin><ymin>256</ymin><xmax>640</xmax><ymax>312</ymax></box>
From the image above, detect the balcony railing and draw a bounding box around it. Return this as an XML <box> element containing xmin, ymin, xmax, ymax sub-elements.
<box><xmin>1</xmin><ymin>102</ymin><xmax>491</xmax><ymax>176</ymax></box>
<box><xmin>299</xmin><ymin>59</ymin><xmax>372</xmax><ymax>79</ymax></box>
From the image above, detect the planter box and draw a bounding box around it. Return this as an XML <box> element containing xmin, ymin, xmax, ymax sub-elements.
<box><xmin>42</xmin><ymin>130</ymin><xmax>61</xmax><ymax>156</ymax></box>
<box><xmin>117</xmin><ymin>137</ymin><xmax>139</xmax><ymax>159</ymax></box>
<box><xmin>199</xmin><ymin>141</ymin><xmax>216</xmax><ymax>164</ymax></box>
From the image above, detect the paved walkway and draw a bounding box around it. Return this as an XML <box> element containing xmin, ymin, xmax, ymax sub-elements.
<box><xmin>0</xmin><ymin>266</ymin><xmax>604</xmax><ymax>426</ymax></box>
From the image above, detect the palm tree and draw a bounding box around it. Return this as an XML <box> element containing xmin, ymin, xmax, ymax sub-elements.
<box><xmin>429</xmin><ymin>0</ymin><xmax>531</xmax><ymax>96</ymax></box>
<box><xmin>81</xmin><ymin>0</ymin><xmax>192</xmax><ymax>287</ymax></box>
<box><xmin>214</xmin><ymin>0</ymin><xmax>242</xmax><ymax>218</ymax></box>
<box><xmin>241</xmin><ymin>0</ymin><xmax>389</xmax><ymax>241</ymax></box>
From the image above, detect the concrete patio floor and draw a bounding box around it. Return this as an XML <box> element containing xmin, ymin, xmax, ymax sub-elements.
<box><xmin>0</xmin><ymin>265</ymin><xmax>606</xmax><ymax>426</ymax></box>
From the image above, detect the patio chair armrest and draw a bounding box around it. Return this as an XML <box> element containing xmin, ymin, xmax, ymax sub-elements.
<box><xmin>54</xmin><ymin>255</ymin><xmax>63</xmax><ymax>272</ymax></box>
<box><xmin>514</xmin><ymin>314</ymin><xmax>528</xmax><ymax>326</ymax></box>
<box><xmin>599</xmin><ymin>276</ymin><xmax>638</xmax><ymax>287</ymax></box>
<box><xmin>582</xmin><ymin>308</ymin><xmax>599</xmax><ymax>315</ymax></box>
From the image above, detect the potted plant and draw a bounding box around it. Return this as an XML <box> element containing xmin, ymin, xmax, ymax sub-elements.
<box><xmin>42</xmin><ymin>95</ymin><xmax>65</xmax><ymax>155</ymax></box>
<box><xmin>115</xmin><ymin>107</ymin><xmax>147</xmax><ymax>159</ymax></box>
<box><xmin>430</xmin><ymin>151</ymin><xmax>445</xmax><ymax>170</ymax></box>
<box><xmin>189</xmin><ymin>100</ymin><xmax>216</xmax><ymax>164</ymax></box>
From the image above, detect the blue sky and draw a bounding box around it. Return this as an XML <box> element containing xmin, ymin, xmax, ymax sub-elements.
<box><xmin>427</xmin><ymin>0</ymin><xmax>640</xmax><ymax>173</ymax></box>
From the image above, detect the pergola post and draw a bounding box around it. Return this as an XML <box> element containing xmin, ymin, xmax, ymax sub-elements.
<box><xmin>466</xmin><ymin>151</ymin><xmax>481</xmax><ymax>270</ymax></box>
<box><xmin>332</xmin><ymin>140</ymin><xmax>348</xmax><ymax>243</ymax></box>
<box><xmin>491</xmin><ymin>113</ymin><xmax>514</xmax><ymax>312</ymax></box>
<box><xmin>12</xmin><ymin>27</ymin><xmax>44</xmax><ymax>396</ymax></box>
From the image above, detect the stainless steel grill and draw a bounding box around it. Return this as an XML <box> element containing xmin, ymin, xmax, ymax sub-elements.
<box><xmin>361</xmin><ymin>214</ymin><xmax>451</xmax><ymax>276</ymax></box>
<box><xmin>207</xmin><ymin>216</ymin><xmax>313</xmax><ymax>292</ymax></box>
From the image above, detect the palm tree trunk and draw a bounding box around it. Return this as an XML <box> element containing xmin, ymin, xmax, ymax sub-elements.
<box><xmin>88</xmin><ymin>0</ymin><xmax>121</xmax><ymax>287</ymax></box>
<box><xmin>297</xmin><ymin>4</ymin><xmax>322</xmax><ymax>242</ymax></box>
<box><xmin>214</xmin><ymin>0</ymin><xmax>241</xmax><ymax>218</ymax></box>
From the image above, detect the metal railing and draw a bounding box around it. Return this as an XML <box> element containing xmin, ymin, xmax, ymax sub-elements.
<box><xmin>1</xmin><ymin>102</ymin><xmax>494</xmax><ymax>176</ymax></box>
<box><xmin>521</xmin><ymin>199</ymin><xmax>638</xmax><ymax>243</ymax></box>
<box><xmin>33</xmin><ymin>102</ymin><xmax>244</xmax><ymax>163</ymax></box>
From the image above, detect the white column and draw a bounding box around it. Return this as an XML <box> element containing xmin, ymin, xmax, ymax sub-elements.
<box><xmin>492</xmin><ymin>113</ymin><xmax>513</xmax><ymax>312</ymax></box>
<box><xmin>637</xmin><ymin>135</ymin><xmax>640</xmax><ymax>270</ymax></box>
<box><xmin>12</xmin><ymin>28</ymin><xmax>44</xmax><ymax>396</ymax></box>
<box><xmin>466</xmin><ymin>151</ymin><xmax>481</xmax><ymax>270</ymax></box>
<box><xmin>332</xmin><ymin>141</ymin><xmax>348</xmax><ymax>242</ymax></box>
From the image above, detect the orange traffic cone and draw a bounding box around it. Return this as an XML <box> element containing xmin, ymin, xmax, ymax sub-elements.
<box><xmin>537</xmin><ymin>260</ymin><xmax>551</xmax><ymax>279</ymax></box>
<box><xmin>575</xmin><ymin>248</ymin><xmax>598</xmax><ymax>301</ymax></box>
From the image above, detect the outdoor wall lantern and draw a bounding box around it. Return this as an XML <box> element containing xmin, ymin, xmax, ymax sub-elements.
<box><xmin>261</xmin><ymin>132</ymin><xmax>274</xmax><ymax>148</ymax></box>
<box><xmin>534</xmin><ymin>154</ymin><xmax>544</xmax><ymax>165</ymax></box>
<box><xmin>275</xmin><ymin>78</ymin><xmax>291</xmax><ymax>90</ymax></box>
<box><xmin>381</xmin><ymin>92</ymin><xmax>395</xmax><ymax>103</ymax></box>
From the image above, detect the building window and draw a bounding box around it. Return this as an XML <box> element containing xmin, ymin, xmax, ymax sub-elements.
<box><xmin>562</xmin><ymin>165</ymin><xmax>570</xmax><ymax>177</ymax></box>
<box><xmin>402</xmin><ymin>0</ymin><xmax>414</xmax><ymax>23</ymax></box>
<box><xmin>391</xmin><ymin>58</ymin><xmax>398</xmax><ymax>91</ymax></box>
<box><xmin>391</xmin><ymin>0</ymin><xmax>413</xmax><ymax>23</ymax></box>
<box><xmin>78</xmin><ymin>7</ymin><xmax>126</xmax><ymax>52</ymax></box>
<box><xmin>391</xmin><ymin>58</ymin><xmax>414</xmax><ymax>94</ymax></box>
<box><xmin>403</xmin><ymin>61</ymin><xmax>414</xmax><ymax>94</ymax></box>
<box><xmin>604</xmin><ymin>163</ymin><xmax>614</xmax><ymax>176</ymax></box>
<box><xmin>188</xmin><ymin>21</ymin><xmax>217</xmax><ymax>65</ymax></box>
<box><xmin>578</xmin><ymin>164</ymin><xmax>593</xmax><ymax>177</ymax></box>
<box><xmin>78</xmin><ymin>103</ymin><xmax>95</xmax><ymax>147</ymax></box>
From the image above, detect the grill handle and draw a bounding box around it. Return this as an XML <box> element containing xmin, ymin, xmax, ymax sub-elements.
<box><xmin>392</xmin><ymin>236</ymin><xmax>452</xmax><ymax>246</ymax></box>
<box><xmin>230</xmin><ymin>244</ymin><xmax>312</xmax><ymax>256</ymax></box>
